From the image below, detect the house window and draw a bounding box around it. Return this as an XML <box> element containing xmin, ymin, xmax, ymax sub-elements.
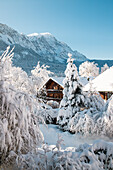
<box><xmin>52</xmin><ymin>83</ymin><xmax>57</xmax><ymax>90</ymax></box>
<box><xmin>48</xmin><ymin>93</ymin><xmax>53</xmax><ymax>97</ymax></box>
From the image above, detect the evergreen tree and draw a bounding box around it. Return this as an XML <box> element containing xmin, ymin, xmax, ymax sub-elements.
<box><xmin>57</xmin><ymin>53</ymin><xmax>89</xmax><ymax>129</ymax></box>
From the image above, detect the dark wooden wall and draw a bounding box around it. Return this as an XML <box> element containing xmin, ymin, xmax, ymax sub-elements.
<box><xmin>45</xmin><ymin>79</ymin><xmax>63</xmax><ymax>102</ymax></box>
<box><xmin>99</xmin><ymin>92</ymin><xmax>113</xmax><ymax>100</ymax></box>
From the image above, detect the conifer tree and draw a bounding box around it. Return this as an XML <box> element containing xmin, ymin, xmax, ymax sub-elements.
<box><xmin>57</xmin><ymin>53</ymin><xmax>89</xmax><ymax>129</ymax></box>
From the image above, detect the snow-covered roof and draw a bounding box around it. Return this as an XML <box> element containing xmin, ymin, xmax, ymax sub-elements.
<box><xmin>39</xmin><ymin>76</ymin><xmax>89</xmax><ymax>91</ymax></box>
<box><xmin>49</xmin><ymin>76</ymin><xmax>88</xmax><ymax>88</ymax></box>
<box><xmin>51</xmin><ymin>77</ymin><xmax>64</xmax><ymax>88</ymax></box>
<box><xmin>79</xmin><ymin>77</ymin><xmax>88</xmax><ymax>86</ymax></box>
<box><xmin>83</xmin><ymin>66</ymin><xmax>113</xmax><ymax>92</ymax></box>
<box><xmin>38</xmin><ymin>77</ymin><xmax>64</xmax><ymax>91</ymax></box>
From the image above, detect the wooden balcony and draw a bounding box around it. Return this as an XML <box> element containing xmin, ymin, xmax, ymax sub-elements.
<box><xmin>47</xmin><ymin>89</ymin><xmax>63</xmax><ymax>93</ymax></box>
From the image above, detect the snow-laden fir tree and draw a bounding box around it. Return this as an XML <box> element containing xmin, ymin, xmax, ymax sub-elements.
<box><xmin>67</xmin><ymin>79</ymin><xmax>104</xmax><ymax>135</ymax></box>
<box><xmin>57</xmin><ymin>53</ymin><xmax>89</xmax><ymax>129</ymax></box>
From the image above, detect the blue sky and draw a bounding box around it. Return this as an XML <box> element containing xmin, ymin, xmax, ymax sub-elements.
<box><xmin>0</xmin><ymin>0</ymin><xmax>113</xmax><ymax>60</ymax></box>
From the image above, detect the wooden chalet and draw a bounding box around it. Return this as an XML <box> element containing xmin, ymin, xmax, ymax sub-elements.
<box><xmin>40</xmin><ymin>77</ymin><xmax>64</xmax><ymax>102</ymax></box>
<box><xmin>83</xmin><ymin>66</ymin><xmax>113</xmax><ymax>100</ymax></box>
<box><xmin>99</xmin><ymin>92</ymin><xmax>113</xmax><ymax>100</ymax></box>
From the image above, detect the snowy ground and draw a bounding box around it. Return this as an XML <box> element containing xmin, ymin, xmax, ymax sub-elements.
<box><xmin>40</xmin><ymin>124</ymin><xmax>113</xmax><ymax>149</ymax></box>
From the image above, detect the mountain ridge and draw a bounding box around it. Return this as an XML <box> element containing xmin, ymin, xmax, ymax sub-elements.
<box><xmin>0</xmin><ymin>23</ymin><xmax>88</xmax><ymax>75</ymax></box>
<box><xmin>0</xmin><ymin>23</ymin><xmax>113</xmax><ymax>76</ymax></box>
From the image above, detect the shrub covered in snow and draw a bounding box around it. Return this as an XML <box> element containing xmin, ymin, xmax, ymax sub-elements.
<box><xmin>47</xmin><ymin>100</ymin><xmax>59</xmax><ymax>109</ymax></box>
<box><xmin>9</xmin><ymin>140</ymin><xmax>113</xmax><ymax>170</ymax></box>
<box><xmin>37</xmin><ymin>102</ymin><xmax>59</xmax><ymax>124</ymax></box>
<box><xmin>68</xmin><ymin>108</ymin><xmax>102</xmax><ymax>135</ymax></box>
<box><xmin>67</xmin><ymin>93</ymin><xmax>113</xmax><ymax>136</ymax></box>
<box><xmin>59</xmin><ymin>93</ymin><xmax>105</xmax><ymax>134</ymax></box>
<box><xmin>96</xmin><ymin>95</ymin><xmax>113</xmax><ymax>137</ymax></box>
<box><xmin>88</xmin><ymin>92</ymin><xmax>105</xmax><ymax>111</ymax></box>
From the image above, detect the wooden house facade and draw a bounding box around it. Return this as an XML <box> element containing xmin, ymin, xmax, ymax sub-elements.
<box><xmin>99</xmin><ymin>92</ymin><xmax>113</xmax><ymax>100</ymax></box>
<box><xmin>39</xmin><ymin>66</ymin><xmax>113</xmax><ymax>102</ymax></box>
<box><xmin>40</xmin><ymin>77</ymin><xmax>64</xmax><ymax>102</ymax></box>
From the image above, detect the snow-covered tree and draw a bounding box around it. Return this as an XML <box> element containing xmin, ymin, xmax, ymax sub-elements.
<box><xmin>17</xmin><ymin>140</ymin><xmax>113</xmax><ymax>170</ymax></box>
<box><xmin>9</xmin><ymin>66</ymin><xmax>34</xmax><ymax>94</ymax></box>
<box><xmin>31</xmin><ymin>62</ymin><xmax>52</xmax><ymax>78</ymax></box>
<box><xmin>87</xmin><ymin>80</ymin><xmax>105</xmax><ymax>111</ymax></box>
<box><xmin>31</xmin><ymin>62</ymin><xmax>53</xmax><ymax>92</ymax></box>
<box><xmin>0</xmin><ymin>46</ymin><xmax>34</xmax><ymax>95</ymax></box>
<box><xmin>37</xmin><ymin>85</ymin><xmax>47</xmax><ymax>100</ymax></box>
<box><xmin>101</xmin><ymin>63</ymin><xmax>109</xmax><ymax>73</ymax></box>
<box><xmin>95</xmin><ymin>95</ymin><xmax>113</xmax><ymax>137</ymax></box>
<box><xmin>57</xmin><ymin>53</ymin><xmax>89</xmax><ymax>129</ymax></box>
<box><xmin>0</xmin><ymin>47</ymin><xmax>44</xmax><ymax>166</ymax></box>
<box><xmin>57</xmin><ymin>54</ymin><xmax>105</xmax><ymax>133</ymax></box>
<box><xmin>67</xmin><ymin>84</ymin><xmax>104</xmax><ymax>135</ymax></box>
<box><xmin>66</xmin><ymin>81</ymin><xmax>105</xmax><ymax>134</ymax></box>
<box><xmin>79</xmin><ymin>61</ymin><xmax>99</xmax><ymax>80</ymax></box>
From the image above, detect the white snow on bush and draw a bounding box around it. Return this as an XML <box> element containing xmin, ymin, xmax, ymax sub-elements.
<box><xmin>79</xmin><ymin>61</ymin><xmax>99</xmax><ymax>79</ymax></box>
<box><xmin>15</xmin><ymin>138</ymin><xmax>113</xmax><ymax>170</ymax></box>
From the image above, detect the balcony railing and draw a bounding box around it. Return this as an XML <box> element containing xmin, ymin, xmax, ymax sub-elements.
<box><xmin>47</xmin><ymin>89</ymin><xmax>63</xmax><ymax>93</ymax></box>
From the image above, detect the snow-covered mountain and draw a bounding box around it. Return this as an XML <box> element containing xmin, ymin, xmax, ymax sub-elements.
<box><xmin>0</xmin><ymin>23</ymin><xmax>87</xmax><ymax>75</ymax></box>
<box><xmin>1</xmin><ymin>23</ymin><xmax>113</xmax><ymax>75</ymax></box>
<box><xmin>27</xmin><ymin>32</ymin><xmax>87</xmax><ymax>62</ymax></box>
